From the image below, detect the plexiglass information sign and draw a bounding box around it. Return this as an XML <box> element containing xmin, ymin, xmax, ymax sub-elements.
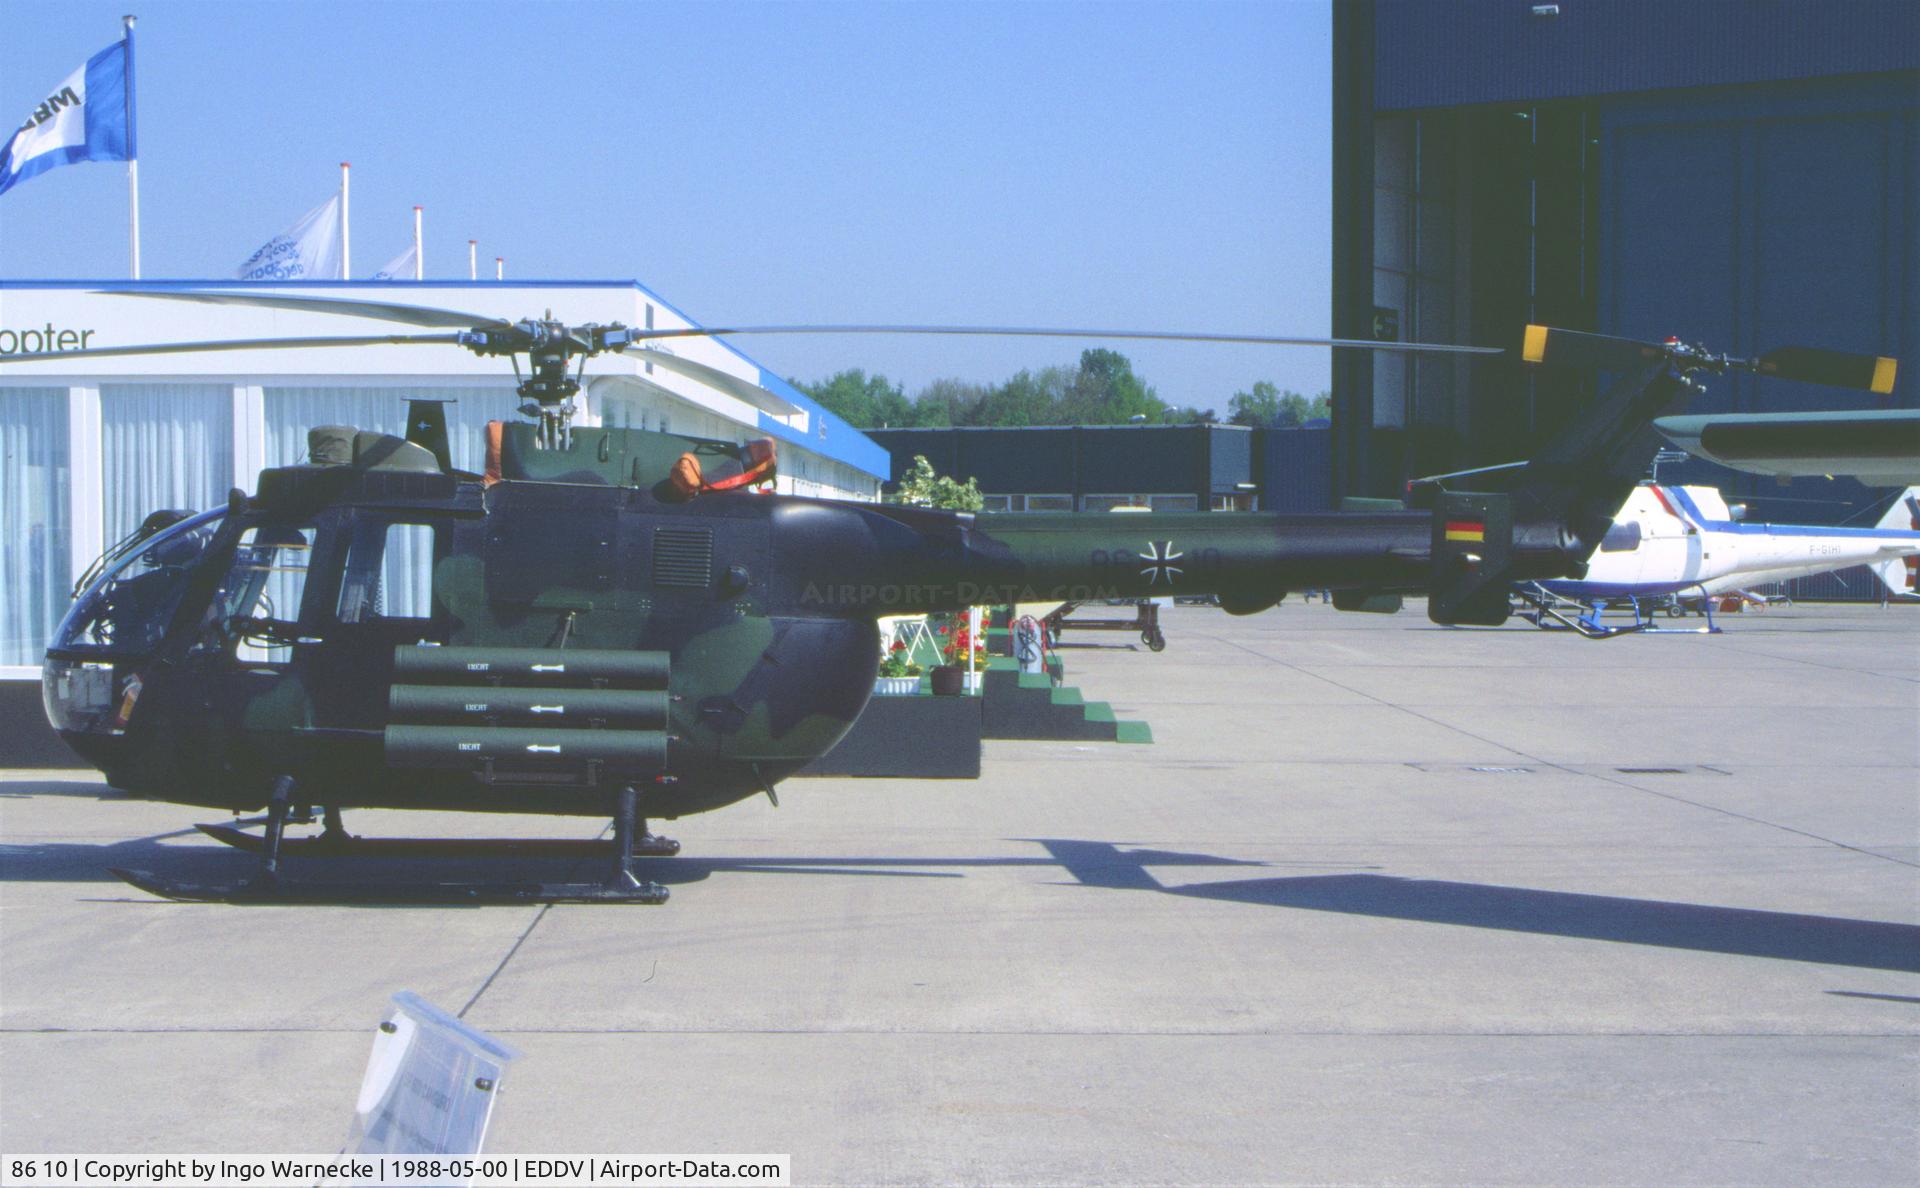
<box><xmin>334</xmin><ymin>991</ymin><xmax>520</xmax><ymax>1179</ymax></box>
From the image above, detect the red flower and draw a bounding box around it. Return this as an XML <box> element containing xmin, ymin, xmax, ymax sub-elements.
<box><xmin>942</xmin><ymin>626</ymin><xmax>977</xmax><ymax>662</ymax></box>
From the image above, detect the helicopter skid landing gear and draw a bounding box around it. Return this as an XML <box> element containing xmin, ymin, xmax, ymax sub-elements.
<box><xmin>604</xmin><ymin>785</ymin><xmax>672</xmax><ymax>895</ymax></box>
<box><xmin>113</xmin><ymin>780</ymin><xmax>672</xmax><ymax>905</ymax></box>
<box><xmin>631</xmin><ymin>825</ymin><xmax>681</xmax><ymax>858</ymax></box>
<box><xmin>194</xmin><ymin>818</ymin><xmax>681</xmax><ymax>859</ymax></box>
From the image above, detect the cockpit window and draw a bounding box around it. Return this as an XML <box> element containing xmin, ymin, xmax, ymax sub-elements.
<box><xmin>205</xmin><ymin>525</ymin><xmax>316</xmax><ymax>659</ymax></box>
<box><xmin>1599</xmin><ymin>521</ymin><xmax>1643</xmax><ymax>553</ymax></box>
<box><xmin>49</xmin><ymin>508</ymin><xmax>226</xmax><ymax>657</ymax></box>
<box><xmin>216</xmin><ymin>525</ymin><xmax>312</xmax><ymax>641</ymax></box>
<box><xmin>336</xmin><ymin>520</ymin><xmax>437</xmax><ymax>624</ymax></box>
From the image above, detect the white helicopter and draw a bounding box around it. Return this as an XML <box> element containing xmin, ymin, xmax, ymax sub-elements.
<box><xmin>1521</xmin><ymin>482</ymin><xmax>1920</xmax><ymax>635</ymax></box>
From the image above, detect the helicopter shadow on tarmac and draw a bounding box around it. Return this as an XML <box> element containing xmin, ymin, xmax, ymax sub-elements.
<box><xmin>0</xmin><ymin>777</ymin><xmax>134</xmax><ymax>800</ymax></box>
<box><xmin>0</xmin><ymin>825</ymin><xmax>259</xmax><ymax>889</ymax></box>
<box><xmin>2</xmin><ymin>815</ymin><xmax>1352</xmax><ymax>914</ymax></box>
<box><xmin>0</xmin><ymin>795</ymin><xmax>1291</xmax><ymax>899</ymax></box>
<box><xmin>4</xmin><ymin>803</ymin><xmax>1915</xmax><ymax>973</ymax></box>
<box><xmin>1034</xmin><ymin>839</ymin><xmax>1920</xmax><ymax>975</ymax></box>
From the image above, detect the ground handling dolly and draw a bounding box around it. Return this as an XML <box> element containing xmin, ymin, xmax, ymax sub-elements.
<box><xmin>1044</xmin><ymin>599</ymin><xmax>1167</xmax><ymax>652</ymax></box>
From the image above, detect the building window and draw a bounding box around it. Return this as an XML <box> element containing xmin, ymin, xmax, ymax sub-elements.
<box><xmin>979</xmin><ymin>494</ymin><xmax>1014</xmax><ymax>512</ymax></box>
<box><xmin>1459</xmin><ymin>100</ymin><xmax>1599</xmax><ymax>453</ymax></box>
<box><xmin>102</xmin><ymin>383</ymin><xmax>233</xmax><ymax>546</ymax></box>
<box><xmin>1211</xmin><ymin>494</ymin><xmax>1255</xmax><ymax>512</ymax></box>
<box><xmin>1372</xmin><ymin>114</ymin><xmax>1458</xmax><ymax>432</ymax></box>
<box><xmin>602</xmin><ymin>398</ymin><xmax>642</xmax><ymax>431</ymax></box>
<box><xmin>1083</xmin><ymin>494</ymin><xmax>1185</xmax><ymax>512</ymax></box>
<box><xmin>1023</xmin><ymin>494</ymin><xmax>1072</xmax><ymax>512</ymax></box>
<box><xmin>0</xmin><ymin>388</ymin><xmax>70</xmax><ymax>666</ymax></box>
<box><xmin>1080</xmin><ymin>495</ymin><xmax>1141</xmax><ymax>512</ymax></box>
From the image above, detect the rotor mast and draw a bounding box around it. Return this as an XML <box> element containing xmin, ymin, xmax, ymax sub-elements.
<box><xmin>456</xmin><ymin>316</ymin><xmax>633</xmax><ymax>449</ymax></box>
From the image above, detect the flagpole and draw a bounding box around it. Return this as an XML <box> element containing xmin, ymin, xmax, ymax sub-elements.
<box><xmin>413</xmin><ymin>205</ymin><xmax>423</xmax><ymax>279</ymax></box>
<box><xmin>123</xmin><ymin>14</ymin><xmax>140</xmax><ymax>279</ymax></box>
<box><xmin>339</xmin><ymin>162</ymin><xmax>350</xmax><ymax>279</ymax></box>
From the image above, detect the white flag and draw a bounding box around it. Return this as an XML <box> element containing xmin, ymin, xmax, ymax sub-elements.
<box><xmin>369</xmin><ymin>242</ymin><xmax>417</xmax><ymax>280</ymax></box>
<box><xmin>235</xmin><ymin>193</ymin><xmax>342</xmax><ymax>280</ymax></box>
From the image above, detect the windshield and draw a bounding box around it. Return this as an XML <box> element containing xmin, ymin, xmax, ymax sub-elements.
<box><xmin>49</xmin><ymin>508</ymin><xmax>227</xmax><ymax>658</ymax></box>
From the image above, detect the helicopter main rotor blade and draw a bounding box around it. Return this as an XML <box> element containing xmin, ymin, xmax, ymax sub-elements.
<box><xmin>1518</xmin><ymin>325</ymin><xmax>1667</xmax><ymax>372</ymax></box>
<box><xmin>622</xmin><ymin>324</ymin><xmax>1504</xmax><ymax>355</ymax></box>
<box><xmin>88</xmin><ymin>290</ymin><xmax>1503</xmax><ymax>356</ymax></box>
<box><xmin>0</xmin><ymin>333</ymin><xmax>467</xmax><ymax>365</ymax></box>
<box><xmin>1756</xmin><ymin>345</ymin><xmax>1897</xmax><ymax>393</ymax></box>
<box><xmin>1521</xmin><ymin>324</ymin><xmax>1898</xmax><ymax>392</ymax></box>
<box><xmin>95</xmin><ymin>289</ymin><xmax>510</xmax><ymax>330</ymax></box>
<box><xmin>618</xmin><ymin>347</ymin><xmax>800</xmax><ymax>416</ymax></box>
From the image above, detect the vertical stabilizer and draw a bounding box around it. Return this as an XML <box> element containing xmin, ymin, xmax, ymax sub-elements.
<box><xmin>1428</xmin><ymin>491</ymin><xmax>1515</xmax><ymax>626</ymax></box>
<box><xmin>406</xmin><ymin>398</ymin><xmax>454</xmax><ymax>473</ymax></box>
<box><xmin>1870</xmin><ymin>488</ymin><xmax>1920</xmax><ymax>596</ymax></box>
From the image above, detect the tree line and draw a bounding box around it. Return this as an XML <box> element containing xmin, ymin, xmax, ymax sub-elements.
<box><xmin>791</xmin><ymin>349</ymin><xmax>1331</xmax><ymax>430</ymax></box>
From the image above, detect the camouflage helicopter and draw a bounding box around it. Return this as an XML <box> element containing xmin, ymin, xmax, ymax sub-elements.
<box><xmin>6</xmin><ymin>290</ymin><xmax>1895</xmax><ymax>903</ymax></box>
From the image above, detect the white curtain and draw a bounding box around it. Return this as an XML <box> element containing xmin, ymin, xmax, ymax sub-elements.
<box><xmin>266</xmin><ymin>385</ymin><xmax>517</xmax><ymax>618</ymax></box>
<box><xmin>0</xmin><ymin>388</ymin><xmax>71</xmax><ymax>665</ymax></box>
<box><xmin>100</xmin><ymin>384</ymin><xmax>233</xmax><ymax>545</ymax></box>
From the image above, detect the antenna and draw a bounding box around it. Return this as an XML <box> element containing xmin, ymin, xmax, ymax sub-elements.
<box><xmin>1649</xmin><ymin>448</ymin><xmax>1690</xmax><ymax>483</ymax></box>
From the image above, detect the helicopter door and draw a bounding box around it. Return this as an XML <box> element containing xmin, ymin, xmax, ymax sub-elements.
<box><xmin>111</xmin><ymin>519</ymin><xmax>318</xmax><ymax>799</ymax></box>
<box><xmin>301</xmin><ymin>517</ymin><xmax>449</xmax><ymax>729</ymax></box>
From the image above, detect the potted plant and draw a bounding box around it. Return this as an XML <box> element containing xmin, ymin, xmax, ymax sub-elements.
<box><xmin>873</xmin><ymin>641</ymin><xmax>922</xmax><ymax>696</ymax></box>
<box><xmin>931</xmin><ymin>621</ymin><xmax>987</xmax><ymax>695</ymax></box>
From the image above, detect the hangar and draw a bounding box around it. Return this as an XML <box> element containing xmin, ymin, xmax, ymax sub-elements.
<box><xmin>0</xmin><ymin>280</ymin><xmax>888</xmax><ymax>760</ymax></box>
<box><xmin>1331</xmin><ymin>0</ymin><xmax>1920</xmax><ymax>526</ymax></box>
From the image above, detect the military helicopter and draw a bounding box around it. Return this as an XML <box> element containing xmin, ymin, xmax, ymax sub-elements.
<box><xmin>5</xmin><ymin>290</ymin><xmax>1895</xmax><ymax>903</ymax></box>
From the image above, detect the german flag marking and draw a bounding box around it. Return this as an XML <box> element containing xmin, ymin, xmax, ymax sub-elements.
<box><xmin>1444</xmin><ymin>521</ymin><xmax>1485</xmax><ymax>542</ymax></box>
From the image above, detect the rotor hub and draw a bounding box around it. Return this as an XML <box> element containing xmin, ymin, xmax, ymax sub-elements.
<box><xmin>453</xmin><ymin>319</ymin><xmax>631</xmax><ymax>449</ymax></box>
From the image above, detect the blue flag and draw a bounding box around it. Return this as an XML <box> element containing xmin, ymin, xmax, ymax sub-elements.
<box><xmin>0</xmin><ymin>39</ymin><xmax>134</xmax><ymax>197</ymax></box>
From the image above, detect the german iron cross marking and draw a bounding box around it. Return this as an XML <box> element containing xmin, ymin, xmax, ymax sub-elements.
<box><xmin>1138</xmin><ymin>540</ymin><xmax>1184</xmax><ymax>586</ymax></box>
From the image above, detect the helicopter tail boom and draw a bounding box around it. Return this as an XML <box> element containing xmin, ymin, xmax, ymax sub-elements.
<box><xmin>781</xmin><ymin>496</ymin><xmax>1571</xmax><ymax>625</ymax></box>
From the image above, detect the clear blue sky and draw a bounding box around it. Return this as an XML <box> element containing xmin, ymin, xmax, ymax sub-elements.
<box><xmin>0</xmin><ymin>1</ymin><xmax>1334</xmax><ymax>414</ymax></box>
